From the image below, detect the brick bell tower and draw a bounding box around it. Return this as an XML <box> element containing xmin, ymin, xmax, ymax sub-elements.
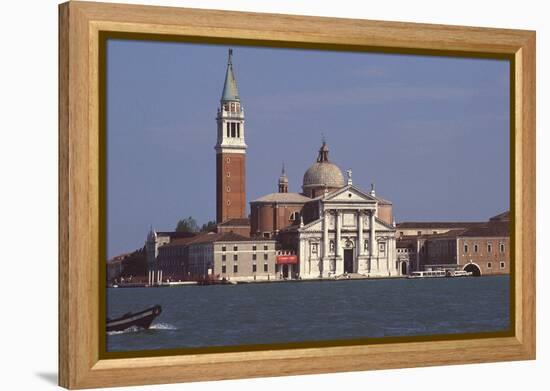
<box><xmin>215</xmin><ymin>49</ymin><xmax>247</xmax><ymax>223</ymax></box>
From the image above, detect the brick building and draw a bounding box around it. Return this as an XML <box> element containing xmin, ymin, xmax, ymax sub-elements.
<box><xmin>395</xmin><ymin>212</ymin><xmax>510</xmax><ymax>276</ymax></box>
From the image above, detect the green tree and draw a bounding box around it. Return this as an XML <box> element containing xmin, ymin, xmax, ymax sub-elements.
<box><xmin>200</xmin><ymin>220</ymin><xmax>217</xmax><ymax>232</ymax></box>
<box><xmin>175</xmin><ymin>216</ymin><xmax>199</xmax><ymax>233</ymax></box>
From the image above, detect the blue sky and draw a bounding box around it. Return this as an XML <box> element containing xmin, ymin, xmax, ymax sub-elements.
<box><xmin>107</xmin><ymin>40</ymin><xmax>510</xmax><ymax>258</ymax></box>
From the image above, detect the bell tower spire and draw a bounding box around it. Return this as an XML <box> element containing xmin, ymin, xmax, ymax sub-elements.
<box><xmin>216</xmin><ymin>49</ymin><xmax>247</xmax><ymax>223</ymax></box>
<box><xmin>278</xmin><ymin>163</ymin><xmax>288</xmax><ymax>193</ymax></box>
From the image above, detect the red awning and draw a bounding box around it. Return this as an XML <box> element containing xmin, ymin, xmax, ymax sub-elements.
<box><xmin>276</xmin><ymin>255</ymin><xmax>298</xmax><ymax>264</ymax></box>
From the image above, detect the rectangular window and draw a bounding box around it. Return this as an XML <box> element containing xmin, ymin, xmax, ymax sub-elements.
<box><xmin>474</xmin><ymin>244</ymin><xmax>478</xmax><ymax>253</ymax></box>
<box><xmin>252</xmin><ymin>254</ymin><xmax>257</xmax><ymax>261</ymax></box>
<box><xmin>263</xmin><ymin>245</ymin><xmax>268</xmax><ymax>251</ymax></box>
<box><xmin>222</xmin><ymin>254</ymin><xmax>226</xmax><ymax>261</ymax></box>
<box><xmin>230</xmin><ymin>122</ymin><xmax>236</xmax><ymax>137</ymax></box>
<box><xmin>263</xmin><ymin>232</ymin><xmax>270</xmax><ymax>238</ymax></box>
<box><xmin>233</xmin><ymin>254</ymin><xmax>238</xmax><ymax>261</ymax></box>
<box><xmin>233</xmin><ymin>245</ymin><xmax>238</xmax><ymax>251</ymax></box>
<box><xmin>252</xmin><ymin>264</ymin><xmax>257</xmax><ymax>272</ymax></box>
<box><xmin>500</xmin><ymin>243</ymin><xmax>505</xmax><ymax>253</ymax></box>
<box><xmin>464</xmin><ymin>244</ymin><xmax>468</xmax><ymax>253</ymax></box>
<box><xmin>222</xmin><ymin>246</ymin><xmax>226</xmax><ymax>252</ymax></box>
<box><xmin>500</xmin><ymin>261</ymin><xmax>505</xmax><ymax>269</ymax></box>
<box><xmin>233</xmin><ymin>264</ymin><xmax>238</xmax><ymax>273</ymax></box>
<box><xmin>379</xmin><ymin>242</ymin><xmax>386</xmax><ymax>253</ymax></box>
<box><xmin>226</xmin><ymin>123</ymin><xmax>230</xmax><ymax>138</ymax></box>
<box><xmin>487</xmin><ymin>262</ymin><xmax>492</xmax><ymax>269</ymax></box>
<box><xmin>237</xmin><ymin>123</ymin><xmax>240</xmax><ymax>138</ymax></box>
<box><xmin>222</xmin><ymin>264</ymin><xmax>226</xmax><ymax>273</ymax></box>
<box><xmin>487</xmin><ymin>243</ymin><xmax>492</xmax><ymax>253</ymax></box>
<box><xmin>252</xmin><ymin>245</ymin><xmax>257</xmax><ymax>251</ymax></box>
<box><xmin>263</xmin><ymin>253</ymin><xmax>268</xmax><ymax>261</ymax></box>
<box><xmin>264</xmin><ymin>263</ymin><xmax>268</xmax><ymax>272</ymax></box>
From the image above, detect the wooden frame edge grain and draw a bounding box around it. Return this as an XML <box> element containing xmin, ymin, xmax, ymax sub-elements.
<box><xmin>58</xmin><ymin>1</ymin><xmax>536</xmax><ymax>389</ymax></box>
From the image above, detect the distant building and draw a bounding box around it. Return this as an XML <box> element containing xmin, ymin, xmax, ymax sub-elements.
<box><xmin>146</xmin><ymin>230</ymin><xmax>197</xmax><ymax>285</ymax></box>
<box><xmin>396</xmin><ymin>212</ymin><xmax>510</xmax><ymax>276</ymax></box>
<box><xmin>107</xmin><ymin>247</ymin><xmax>147</xmax><ymax>284</ymax></box>
<box><xmin>396</xmin><ymin>222</ymin><xmax>485</xmax><ymax>238</ymax></box>
<box><xmin>187</xmin><ymin>232</ymin><xmax>277</xmax><ymax>281</ymax></box>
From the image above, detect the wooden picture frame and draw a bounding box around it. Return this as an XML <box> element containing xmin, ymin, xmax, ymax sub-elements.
<box><xmin>58</xmin><ymin>1</ymin><xmax>536</xmax><ymax>388</ymax></box>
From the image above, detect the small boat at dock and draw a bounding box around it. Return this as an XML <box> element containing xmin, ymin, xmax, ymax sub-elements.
<box><xmin>408</xmin><ymin>270</ymin><xmax>473</xmax><ymax>279</ymax></box>
<box><xmin>107</xmin><ymin>305</ymin><xmax>162</xmax><ymax>332</ymax></box>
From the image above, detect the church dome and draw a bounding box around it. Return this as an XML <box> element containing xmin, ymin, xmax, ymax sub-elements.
<box><xmin>302</xmin><ymin>141</ymin><xmax>344</xmax><ymax>196</ymax></box>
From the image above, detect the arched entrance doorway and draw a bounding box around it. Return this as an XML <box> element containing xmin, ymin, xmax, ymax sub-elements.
<box><xmin>400</xmin><ymin>261</ymin><xmax>407</xmax><ymax>275</ymax></box>
<box><xmin>464</xmin><ymin>263</ymin><xmax>482</xmax><ymax>277</ymax></box>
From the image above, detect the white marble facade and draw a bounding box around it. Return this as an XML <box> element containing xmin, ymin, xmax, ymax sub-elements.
<box><xmin>297</xmin><ymin>185</ymin><xmax>397</xmax><ymax>278</ymax></box>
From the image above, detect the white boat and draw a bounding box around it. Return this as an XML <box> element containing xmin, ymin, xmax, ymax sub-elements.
<box><xmin>408</xmin><ymin>270</ymin><xmax>473</xmax><ymax>278</ymax></box>
<box><xmin>449</xmin><ymin>270</ymin><xmax>473</xmax><ymax>277</ymax></box>
<box><xmin>408</xmin><ymin>270</ymin><xmax>446</xmax><ymax>278</ymax></box>
<box><xmin>166</xmin><ymin>281</ymin><xmax>198</xmax><ymax>286</ymax></box>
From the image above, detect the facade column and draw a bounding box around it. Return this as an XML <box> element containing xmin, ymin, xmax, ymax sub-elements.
<box><xmin>357</xmin><ymin>210</ymin><xmax>368</xmax><ymax>274</ymax></box>
<box><xmin>335</xmin><ymin>210</ymin><xmax>341</xmax><ymax>258</ymax></box>
<box><xmin>298</xmin><ymin>238</ymin><xmax>306</xmax><ymax>277</ymax></box>
<box><xmin>323</xmin><ymin>210</ymin><xmax>329</xmax><ymax>258</ymax></box>
<box><xmin>369</xmin><ymin>210</ymin><xmax>377</xmax><ymax>274</ymax></box>
<box><xmin>335</xmin><ymin>210</ymin><xmax>342</xmax><ymax>275</ymax></box>
<box><xmin>357</xmin><ymin>211</ymin><xmax>364</xmax><ymax>256</ymax></box>
<box><xmin>322</xmin><ymin>209</ymin><xmax>329</xmax><ymax>277</ymax></box>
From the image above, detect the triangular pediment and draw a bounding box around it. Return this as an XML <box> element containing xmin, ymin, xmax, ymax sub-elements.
<box><xmin>324</xmin><ymin>185</ymin><xmax>377</xmax><ymax>203</ymax></box>
<box><xmin>297</xmin><ymin>215</ymin><xmax>394</xmax><ymax>233</ymax></box>
<box><xmin>299</xmin><ymin>218</ymin><xmax>323</xmax><ymax>232</ymax></box>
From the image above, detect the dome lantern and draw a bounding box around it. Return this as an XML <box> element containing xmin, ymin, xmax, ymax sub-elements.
<box><xmin>302</xmin><ymin>140</ymin><xmax>345</xmax><ymax>198</ymax></box>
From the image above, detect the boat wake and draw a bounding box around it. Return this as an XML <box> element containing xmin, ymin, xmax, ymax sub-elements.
<box><xmin>107</xmin><ymin>326</ymin><xmax>141</xmax><ymax>336</ymax></box>
<box><xmin>149</xmin><ymin>322</ymin><xmax>178</xmax><ymax>330</ymax></box>
<box><xmin>107</xmin><ymin>323</ymin><xmax>177</xmax><ymax>336</ymax></box>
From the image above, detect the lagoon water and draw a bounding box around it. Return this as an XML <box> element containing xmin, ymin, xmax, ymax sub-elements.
<box><xmin>106</xmin><ymin>276</ymin><xmax>510</xmax><ymax>352</ymax></box>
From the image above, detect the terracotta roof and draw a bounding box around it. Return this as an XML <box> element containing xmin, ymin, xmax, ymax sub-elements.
<box><xmin>161</xmin><ymin>236</ymin><xmax>198</xmax><ymax>247</ymax></box>
<box><xmin>218</xmin><ymin>218</ymin><xmax>250</xmax><ymax>226</ymax></box>
<box><xmin>421</xmin><ymin>229</ymin><xmax>469</xmax><ymax>240</ymax></box>
<box><xmin>421</xmin><ymin>222</ymin><xmax>509</xmax><ymax>239</ymax></box>
<box><xmin>374</xmin><ymin>195</ymin><xmax>392</xmax><ymax>205</ymax></box>
<box><xmin>107</xmin><ymin>252</ymin><xmax>132</xmax><ymax>263</ymax></box>
<box><xmin>489</xmin><ymin>211</ymin><xmax>510</xmax><ymax>222</ymax></box>
<box><xmin>188</xmin><ymin>231</ymin><xmax>275</xmax><ymax>245</ymax></box>
<box><xmin>396</xmin><ymin>222</ymin><xmax>484</xmax><ymax>229</ymax></box>
<box><xmin>251</xmin><ymin>192</ymin><xmax>311</xmax><ymax>203</ymax></box>
<box><xmin>460</xmin><ymin>222</ymin><xmax>509</xmax><ymax>237</ymax></box>
<box><xmin>156</xmin><ymin>231</ymin><xmax>197</xmax><ymax>239</ymax></box>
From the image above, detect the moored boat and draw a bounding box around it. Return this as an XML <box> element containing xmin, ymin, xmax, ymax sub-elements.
<box><xmin>408</xmin><ymin>270</ymin><xmax>473</xmax><ymax>279</ymax></box>
<box><xmin>107</xmin><ymin>305</ymin><xmax>162</xmax><ymax>332</ymax></box>
<box><xmin>408</xmin><ymin>270</ymin><xmax>446</xmax><ymax>279</ymax></box>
